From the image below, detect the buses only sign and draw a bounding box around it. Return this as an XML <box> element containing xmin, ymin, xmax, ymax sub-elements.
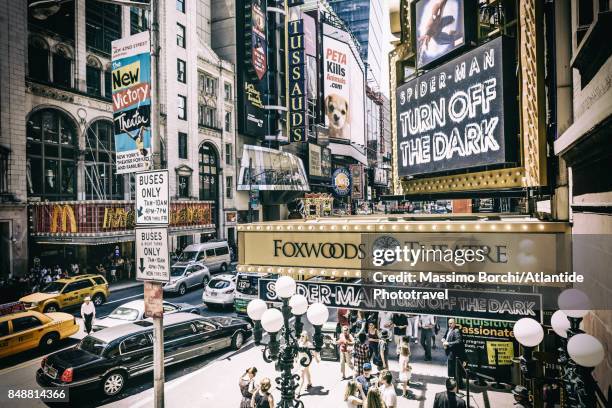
<box><xmin>136</xmin><ymin>170</ymin><xmax>169</xmax><ymax>225</ymax></box>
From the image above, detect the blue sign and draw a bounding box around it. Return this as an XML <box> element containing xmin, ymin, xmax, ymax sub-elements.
<box><xmin>332</xmin><ymin>168</ymin><xmax>351</xmax><ymax>196</ymax></box>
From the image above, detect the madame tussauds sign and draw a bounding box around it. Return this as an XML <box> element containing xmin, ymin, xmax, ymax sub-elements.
<box><xmin>396</xmin><ymin>36</ymin><xmax>517</xmax><ymax>176</ymax></box>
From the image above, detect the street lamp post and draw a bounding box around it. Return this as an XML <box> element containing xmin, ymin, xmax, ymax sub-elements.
<box><xmin>247</xmin><ymin>276</ymin><xmax>329</xmax><ymax>408</ymax></box>
<box><xmin>514</xmin><ymin>289</ymin><xmax>607</xmax><ymax>408</ymax></box>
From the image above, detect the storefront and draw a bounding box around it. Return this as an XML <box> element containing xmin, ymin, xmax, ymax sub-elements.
<box><xmin>29</xmin><ymin>200</ymin><xmax>215</xmax><ymax>274</ymax></box>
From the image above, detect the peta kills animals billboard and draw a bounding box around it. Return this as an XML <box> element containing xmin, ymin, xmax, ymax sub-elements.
<box><xmin>396</xmin><ymin>36</ymin><xmax>517</xmax><ymax>177</ymax></box>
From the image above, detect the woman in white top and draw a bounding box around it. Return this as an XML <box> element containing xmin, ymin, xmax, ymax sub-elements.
<box><xmin>296</xmin><ymin>332</ymin><xmax>318</xmax><ymax>396</ymax></box>
<box><xmin>379</xmin><ymin>370</ymin><xmax>397</xmax><ymax>408</ymax></box>
<box><xmin>398</xmin><ymin>343</ymin><xmax>412</xmax><ymax>398</ymax></box>
<box><xmin>344</xmin><ymin>380</ymin><xmax>365</xmax><ymax>407</ymax></box>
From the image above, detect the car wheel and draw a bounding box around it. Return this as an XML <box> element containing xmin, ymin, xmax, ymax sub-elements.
<box><xmin>43</xmin><ymin>303</ymin><xmax>59</xmax><ymax>313</ymax></box>
<box><xmin>101</xmin><ymin>371</ymin><xmax>126</xmax><ymax>397</ymax></box>
<box><xmin>220</xmin><ymin>263</ymin><xmax>227</xmax><ymax>272</ymax></box>
<box><xmin>231</xmin><ymin>331</ymin><xmax>245</xmax><ymax>350</ymax></box>
<box><xmin>202</xmin><ymin>276</ymin><xmax>209</xmax><ymax>287</ymax></box>
<box><xmin>39</xmin><ymin>332</ymin><xmax>59</xmax><ymax>350</ymax></box>
<box><xmin>178</xmin><ymin>284</ymin><xmax>186</xmax><ymax>296</ymax></box>
<box><xmin>92</xmin><ymin>293</ymin><xmax>105</xmax><ymax>306</ymax></box>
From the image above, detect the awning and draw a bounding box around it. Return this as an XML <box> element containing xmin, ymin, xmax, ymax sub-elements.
<box><xmin>238</xmin><ymin>145</ymin><xmax>310</xmax><ymax>192</ymax></box>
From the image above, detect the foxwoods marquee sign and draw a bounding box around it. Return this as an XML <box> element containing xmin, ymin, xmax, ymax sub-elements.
<box><xmin>396</xmin><ymin>36</ymin><xmax>518</xmax><ymax>176</ymax></box>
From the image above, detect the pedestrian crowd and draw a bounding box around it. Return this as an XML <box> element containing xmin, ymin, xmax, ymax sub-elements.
<box><xmin>0</xmin><ymin>263</ymin><xmax>78</xmax><ymax>301</ymax></box>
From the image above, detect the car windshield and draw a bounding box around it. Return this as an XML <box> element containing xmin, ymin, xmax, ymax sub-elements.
<box><xmin>179</xmin><ymin>251</ymin><xmax>198</xmax><ymax>262</ymax></box>
<box><xmin>170</xmin><ymin>267</ymin><xmax>186</xmax><ymax>277</ymax></box>
<box><xmin>40</xmin><ymin>281</ymin><xmax>65</xmax><ymax>294</ymax></box>
<box><xmin>78</xmin><ymin>336</ymin><xmax>107</xmax><ymax>356</ymax></box>
<box><xmin>209</xmin><ymin>279</ymin><xmax>230</xmax><ymax>289</ymax></box>
<box><xmin>108</xmin><ymin>307</ymin><xmax>140</xmax><ymax>321</ymax></box>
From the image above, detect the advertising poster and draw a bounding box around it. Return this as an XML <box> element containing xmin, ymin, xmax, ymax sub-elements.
<box><xmin>396</xmin><ymin>36</ymin><xmax>517</xmax><ymax>176</ymax></box>
<box><xmin>111</xmin><ymin>31</ymin><xmax>152</xmax><ymax>174</ymax></box>
<box><xmin>308</xmin><ymin>143</ymin><xmax>322</xmax><ymax>177</ymax></box>
<box><xmin>251</xmin><ymin>0</ymin><xmax>267</xmax><ymax>80</ymax></box>
<box><xmin>350</xmin><ymin>164</ymin><xmax>363</xmax><ymax>199</ymax></box>
<box><xmin>321</xmin><ymin>147</ymin><xmax>332</xmax><ymax>178</ymax></box>
<box><xmin>456</xmin><ymin>318</ymin><xmax>517</xmax><ymax>384</ymax></box>
<box><xmin>323</xmin><ymin>34</ymin><xmax>366</xmax><ymax>145</ymax></box>
<box><xmin>415</xmin><ymin>0</ymin><xmax>465</xmax><ymax>68</ymax></box>
<box><xmin>332</xmin><ymin>168</ymin><xmax>351</xmax><ymax>196</ymax></box>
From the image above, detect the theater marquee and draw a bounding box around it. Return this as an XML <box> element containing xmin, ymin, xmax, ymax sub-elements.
<box><xmin>396</xmin><ymin>36</ymin><xmax>517</xmax><ymax>177</ymax></box>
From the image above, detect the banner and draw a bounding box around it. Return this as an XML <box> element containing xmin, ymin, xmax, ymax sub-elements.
<box><xmin>321</xmin><ymin>147</ymin><xmax>332</xmax><ymax>178</ymax></box>
<box><xmin>308</xmin><ymin>143</ymin><xmax>322</xmax><ymax>177</ymax></box>
<box><xmin>332</xmin><ymin>168</ymin><xmax>351</xmax><ymax>196</ymax></box>
<box><xmin>111</xmin><ymin>31</ymin><xmax>152</xmax><ymax>174</ymax></box>
<box><xmin>350</xmin><ymin>164</ymin><xmax>364</xmax><ymax>199</ymax></box>
<box><xmin>251</xmin><ymin>0</ymin><xmax>267</xmax><ymax>80</ymax></box>
<box><xmin>396</xmin><ymin>36</ymin><xmax>517</xmax><ymax>177</ymax></box>
<box><xmin>288</xmin><ymin>16</ymin><xmax>307</xmax><ymax>142</ymax></box>
<box><xmin>323</xmin><ymin>33</ymin><xmax>365</xmax><ymax>145</ymax></box>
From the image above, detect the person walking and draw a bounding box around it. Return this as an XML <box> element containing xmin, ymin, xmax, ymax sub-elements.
<box><xmin>407</xmin><ymin>314</ymin><xmax>419</xmax><ymax>343</ymax></box>
<box><xmin>378</xmin><ymin>330</ymin><xmax>390</xmax><ymax>370</ymax></box>
<box><xmin>239</xmin><ymin>367</ymin><xmax>258</xmax><ymax>408</ymax></box>
<box><xmin>391</xmin><ymin>314</ymin><xmax>408</xmax><ymax>356</ymax></box>
<box><xmin>81</xmin><ymin>296</ymin><xmax>96</xmax><ymax>335</ymax></box>
<box><xmin>337</xmin><ymin>325</ymin><xmax>355</xmax><ymax>379</ymax></box>
<box><xmin>367</xmin><ymin>322</ymin><xmax>382</xmax><ymax>368</ymax></box>
<box><xmin>433</xmin><ymin>378</ymin><xmax>467</xmax><ymax>408</ymax></box>
<box><xmin>442</xmin><ymin>319</ymin><xmax>465</xmax><ymax>387</ymax></box>
<box><xmin>398</xmin><ymin>344</ymin><xmax>412</xmax><ymax>398</ymax></box>
<box><xmin>344</xmin><ymin>380</ymin><xmax>366</xmax><ymax>407</ymax></box>
<box><xmin>251</xmin><ymin>377</ymin><xmax>274</xmax><ymax>408</ymax></box>
<box><xmin>353</xmin><ymin>333</ymin><xmax>371</xmax><ymax>377</ymax></box>
<box><xmin>379</xmin><ymin>370</ymin><xmax>397</xmax><ymax>408</ymax></box>
<box><xmin>337</xmin><ymin>308</ymin><xmax>351</xmax><ymax>335</ymax></box>
<box><xmin>296</xmin><ymin>332</ymin><xmax>316</xmax><ymax>395</ymax></box>
<box><xmin>419</xmin><ymin>314</ymin><xmax>435</xmax><ymax>361</ymax></box>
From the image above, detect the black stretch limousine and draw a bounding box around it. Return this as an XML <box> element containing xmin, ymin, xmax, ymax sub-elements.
<box><xmin>37</xmin><ymin>313</ymin><xmax>251</xmax><ymax>396</ymax></box>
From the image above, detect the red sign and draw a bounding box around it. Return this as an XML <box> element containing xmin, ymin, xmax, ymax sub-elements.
<box><xmin>144</xmin><ymin>281</ymin><xmax>163</xmax><ymax>318</ymax></box>
<box><xmin>251</xmin><ymin>1</ymin><xmax>267</xmax><ymax>80</ymax></box>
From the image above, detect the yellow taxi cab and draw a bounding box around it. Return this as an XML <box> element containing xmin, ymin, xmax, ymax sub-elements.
<box><xmin>0</xmin><ymin>302</ymin><xmax>79</xmax><ymax>358</ymax></box>
<box><xmin>19</xmin><ymin>274</ymin><xmax>109</xmax><ymax>313</ymax></box>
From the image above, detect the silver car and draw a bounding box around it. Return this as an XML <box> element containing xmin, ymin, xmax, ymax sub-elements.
<box><xmin>163</xmin><ymin>262</ymin><xmax>210</xmax><ymax>296</ymax></box>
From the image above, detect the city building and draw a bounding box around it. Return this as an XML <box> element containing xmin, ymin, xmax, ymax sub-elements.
<box><xmin>552</xmin><ymin>0</ymin><xmax>612</xmax><ymax>394</ymax></box>
<box><xmin>0</xmin><ymin>0</ymin><xmax>236</xmax><ymax>276</ymax></box>
<box><xmin>328</xmin><ymin>0</ymin><xmax>385</xmax><ymax>90</ymax></box>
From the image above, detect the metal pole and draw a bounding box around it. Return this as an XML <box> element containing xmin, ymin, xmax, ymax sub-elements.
<box><xmin>248</xmin><ymin>157</ymin><xmax>253</xmax><ymax>223</ymax></box>
<box><xmin>149</xmin><ymin>1</ymin><xmax>164</xmax><ymax>407</ymax></box>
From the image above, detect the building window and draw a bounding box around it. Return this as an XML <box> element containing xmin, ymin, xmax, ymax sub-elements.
<box><xmin>28</xmin><ymin>38</ymin><xmax>49</xmax><ymax>82</ymax></box>
<box><xmin>85</xmin><ymin>120</ymin><xmax>123</xmax><ymax>199</ymax></box>
<box><xmin>205</xmin><ymin>76</ymin><xmax>217</xmax><ymax>96</ymax></box>
<box><xmin>225</xmin><ymin>143</ymin><xmax>233</xmax><ymax>165</ymax></box>
<box><xmin>199</xmin><ymin>144</ymin><xmax>218</xmax><ymax>201</ymax></box>
<box><xmin>178</xmin><ymin>132</ymin><xmax>188</xmax><ymax>159</ymax></box>
<box><xmin>177</xmin><ymin>59</ymin><xmax>186</xmax><ymax>83</ymax></box>
<box><xmin>104</xmin><ymin>71</ymin><xmax>112</xmax><ymax>98</ymax></box>
<box><xmin>26</xmin><ymin>109</ymin><xmax>77</xmax><ymax>200</ymax></box>
<box><xmin>177</xmin><ymin>23</ymin><xmax>186</xmax><ymax>48</ymax></box>
<box><xmin>226</xmin><ymin>176</ymin><xmax>233</xmax><ymax>199</ymax></box>
<box><xmin>577</xmin><ymin>0</ymin><xmax>594</xmax><ymax>46</ymax></box>
<box><xmin>176</xmin><ymin>0</ymin><xmax>186</xmax><ymax>13</ymax></box>
<box><xmin>178</xmin><ymin>175</ymin><xmax>190</xmax><ymax>198</ymax></box>
<box><xmin>52</xmin><ymin>48</ymin><xmax>72</xmax><ymax>88</ymax></box>
<box><xmin>28</xmin><ymin>1</ymin><xmax>75</xmax><ymax>41</ymax></box>
<box><xmin>0</xmin><ymin>149</ymin><xmax>8</xmax><ymax>194</ymax></box>
<box><xmin>178</xmin><ymin>95</ymin><xmax>187</xmax><ymax>120</ymax></box>
<box><xmin>130</xmin><ymin>7</ymin><xmax>149</xmax><ymax>34</ymax></box>
<box><xmin>224</xmin><ymin>112</ymin><xmax>232</xmax><ymax>132</ymax></box>
<box><xmin>86</xmin><ymin>65</ymin><xmax>101</xmax><ymax>96</ymax></box>
<box><xmin>224</xmin><ymin>82</ymin><xmax>232</xmax><ymax>101</ymax></box>
<box><xmin>86</xmin><ymin>0</ymin><xmax>121</xmax><ymax>54</ymax></box>
<box><xmin>198</xmin><ymin>105</ymin><xmax>217</xmax><ymax>128</ymax></box>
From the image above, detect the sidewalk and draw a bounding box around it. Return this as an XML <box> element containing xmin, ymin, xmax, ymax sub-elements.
<box><xmin>104</xmin><ymin>339</ymin><xmax>516</xmax><ymax>408</ymax></box>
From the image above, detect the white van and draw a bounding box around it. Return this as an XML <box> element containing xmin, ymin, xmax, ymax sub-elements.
<box><xmin>177</xmin><ymin>241</ymin><xmax>231</xmax><ymax>273</ymax></box>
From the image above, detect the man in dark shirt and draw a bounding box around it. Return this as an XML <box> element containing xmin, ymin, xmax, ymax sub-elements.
<box><xmin>355</xmin><ymin>363</ymin><xmax>375</xmax><ymax>396</ymax></box>
<box><xmin>443</xmin><ymin>319</ymin><xmax>466</xmax><ymax>387</ymax></box>
<box><xmin>392</xmin><ymin>313</ymin><xmax>408</xmax><ymax>356</ymax></box>
<box><xmin>433</xmin><ymin>378</ymin><xmax>467</xmax><ymax>408</ymax></box>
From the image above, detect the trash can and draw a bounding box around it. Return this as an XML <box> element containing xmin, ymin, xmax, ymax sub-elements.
<box><xmin>320</xmin><ymin>322</ymin><xmax>339</xmax><ymax>361</ymax></box>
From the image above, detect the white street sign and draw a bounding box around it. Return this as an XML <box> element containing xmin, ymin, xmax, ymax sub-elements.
<box><xmin>136</xmin><ymin>227</ymin><xmax>170</xmax><ymax>282</ymax></box>
<box><xmin>136</xmin><ymin>170</ymin><xmax>169</xmax><ymax>225</ymax></box>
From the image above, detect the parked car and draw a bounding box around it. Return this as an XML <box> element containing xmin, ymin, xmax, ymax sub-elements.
<box><xmin>163</xmin><ymin>262</ymin><xmax>210</xmax><ymax>296</ymax></box>
<box><xmin>36</xmin><ymin>313</ymin><xmax>251</xmax><ymax>396</ymax></box>
<box><xmin>0</xmin><ymin>302</ymin><xmax>79</xmax><ymax>358</ymax></box>
<box><xmin>202</xmin><ymin>274</ymin><xmax>236</xmax><ymax>309</ymax></box>
<box><xmin>91</xmin><ymin>300</ymin><xmax>200</xmax><ymax>332</ymax></box>
<box><xmin>20</xmin><ymin>275</ymin><xmax>109</xmax><ymax>313</ymax></box>
<box><xmin>177</xmin><ymin>241</ymin><xmax>231</xmax><ymax>273</ymax></box>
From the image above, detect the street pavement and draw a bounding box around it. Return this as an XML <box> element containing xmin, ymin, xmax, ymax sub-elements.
<box><xmin>0</xmin><ymin>277</ymin><xmax>239</xmax><ymax>408</ymax></box>
<box><xmin>104</xmin><ymin>334</ymin><xmax>517</xmax><ymax>408</ymax></box>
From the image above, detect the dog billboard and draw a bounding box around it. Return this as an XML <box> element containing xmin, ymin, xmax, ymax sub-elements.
<box><xmin>323</xmin><ymin>34</ymin><xmax>365</xmax><ymax>146</ymax></box>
